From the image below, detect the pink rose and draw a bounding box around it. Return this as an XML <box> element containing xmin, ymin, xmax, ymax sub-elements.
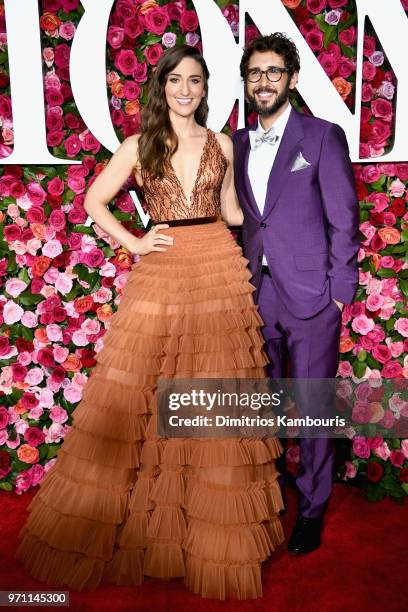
<box><xmin>180</xmin><ymin>9</ymin><xmax>199</xmax><ymax>32</ymax></box>
<box><xmin>374</xmin><ymin>441</ymin><xmax>391</xmax><ymax>460</ymax></box>
<box><xmin>306</xmin><ymin>0</ymin><xmax>327</xmax><ymax>14</ymax></box>
<box><xmin>361</xmin><ymin>83</ymin><xmax>374</xmax><ymax>103</ymax></box>
<box><xmin>318</xmin><ymin>51</ymin><xmax>338</xmax><ymax>76</ymax></box>
<box><xmin>49</xmin><ymin>209</ymin><xmax>66</xmax><ymax>231</ymax></box>
<box><xmin>369</xmin><ymin>51</ymin><xmax>384</xmax><ymax>67</ymax></box>
<box><xmin>366</xmin><ymin>192</ymin><xmax>389</xmax><ymax>212</ymax></box>
<box><xmin>381</xmin><ymin>361</ymin><xmax>403</xmax><ymax>378</ymax></box>
<box><xmin>344</xmin><ymin>461</ymin><xmax>357</xmax><ymax>480</ymax></box>
<box><xmin>115</xmin><ymin>49</ymin><xmax>138</xmax><ymax>76</ymax></box>
<box><xmin>123</xmin><ymin>80</ymin><xmax>141</xmax><ymax>101</ymax></box>
<box><xmin>328</xmin><ymin>0</ymin><xmax>347</xmax><ymax>6</ymax></box>
<box><xmin>363</xmin><ymin>35</ymin><xmax>376</xmax><ymax>57</ymax></box>
<box><xmin>59</xmin><ymin>21</ymin><xmax>75</xmax><ymax>40</ymax></box>
<box><xmin>339</xmin><ymin>26</ymin><xmax>356</xmax><ymax>47</ymax></box>
<box><xmin>352</xmin><ymin>401</ymin><xmax>372</xmax><ymax>424</ymax></box>
<box><xmin>64</xmin><ymin>134</ymin><xmax>82</xmax><ymax>157</ymax></box>
<box><xmin>390</xmin><ymin>450</ymin><xmax>405</xmax><ymax>468</ymax></box>
<box><xmin>389</xmin><ymin>179</ymin><xmax>405</xmax><ymax>198</ymax></box>
<box><xmin>401</xmin><ymin>440</ymin><xmax>408</xmax><ymax>459</ymax></box>
<box><xmin>371</xmin><ymin>98</ymin><xmax>393</xmax><ymax>122</ymax></box>
<box><xmin>27</xmin><ymin>182</ymin><xmax>47</xmax><ymax>206</ymax></box>
<box><xmin>352</xmin><ymin>315</ymin><xmax>375</xmax><ymax>336</ymax></box>
<box><xmin>362</xmin><ymin>61</ymin><xmax>377</xmax><ymax>81</ymax></box>
<box><xmin>82</xmin><ymin>248</ymin><xmax>105</xmax><ymax>268</ymax></box>
<box><xmin>133</xmin><ymin>61</ymin><xmax>148</xmax><ymax>83</ymax></box>
<box><xmin>361</xmin><ymin>165</ymin><xmax>381</xmax><ymax>183</ymax></box>
<box><xmin>372</xmin><ymin>345</ymin><xmax>392</xmax><ymax>364</ymax></box>
<box><xmin>144</xmin><ymin>43</ymin><xmax>164</xmax><ymax>66</ymax></box>
<box><xmin>352</xmin><ymin>436</ymin><xmax>371</xmax><ymax>459</ymax></box>
<box><xmin>81</xmin><ymin>132</ymin><xmax>101</xmax><ymax>155</ymax></box>
<box><xmin>396</xmin><ymin>163</ymin><xmax>408</xmax><ymax>181</ymax></box>
<box><xmin>47</xmin><ymin>176</ymin><xmax>65</xmax><ymax>196</ymax></box>
<box><xmin>107</xmin><ymin>26</ymin><xmax>124</xmax><ymax>49</ymax></box>
<box><xmin>143</xmin><ymin>7</ymin><xmax>171</xmax><ymax>36</ymax></box>
<box><xmin>338</xmin><ymin>360</ymin><xmax>353</xmax><ymax>377</ymax></box>
<box><xmin>54</xmin><ymin>44</ymin><xmax>70</xmax><ymax>68</ymax></box>
<box><xmin>24</xmin><ymin>426</ymin><xmax>45</xmax><ymax>447</ymax></box>
<box><xmin>306</xmin><ymin>30</ymin><xmax>324</xmax><ymax>52</ymax></box>
<box><xmin>394</xmin><ymin>318</ymin><xmax>408</xmax><ymax>338</ymax></box>
<box><xmin>366</xmin><ymin>293</ymin><xmax>385</xmax><ymax>311</ymax></box>
<box><xmin>124</xmin><ymin>18</ymin><xmax>144</xmax><ymax>39</ymax></box>
<box><xmin>162</xmin><ymin>32</ymin><xmax>177</xmax><ymax>48</ymax></box>
<box><xmin>338</xmin><ymin>58</ymin><xmax>355</xmax><ymax>79</ymax></box>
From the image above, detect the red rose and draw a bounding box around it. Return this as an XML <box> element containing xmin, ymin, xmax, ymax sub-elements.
<box><xmin>360</xmin><ymin>122</ymin><xmax>373</xmax><ymax>142</ymax></box>
<box><xmin>293</xmin><ymin>6</ymin><xmax>309</xmax><ymax>25</ymax></box>
<box><xmin>399</xmin><ymin>468</ymin><xmax>408</xmax><ymax>483</ymax></box>
<box><xmin>4</xmin><ymin>224</ymin><xmax>22</xmax><ymax>242</ymax></box>
<box><xmin>371</xmin><ymin>98</ymin><xmax>393</xmax><ymax>122</ymax></box>
<box><xmin>143</xmin><ymin>7</ymin><xmax>170</xmax><ymax>36</ymax></box>
<box><xmin>367</xmin><ymin>461</ymin><xmax>384</xmax><ymax>483</ymax></box>
<box><xmin>370</xmin><ymin>212</ymin><xmax>384</xmax><ymax>227</ymax></box>
<box><xmin>180</xmin><ymin>10</ymin><xmax>199</xmax><ymax>32</ymax></box>
<box><xmin>115</xmin><ymin>49</ymin><xmax>138</xmax><ymax>76</ymax></box>
<box><xmin>396</xmin><ymin>163</ymin><xmax>408</xmax><ymax>181</ymax></box>
<box><xmin>355</xmin><ymin>181</ymin><xmax>368</xmax><ymax>201</ymax></box>
<box><xmin>306</xmin><ymin>30</ymin><xmax>324</xmax><ymax>52</ymax></box>
<box><xmin>368</xmin><ymin>120</ymin><xmax>391</xmax><ymax>146</ymax></box>
<box><xmin>0</xmin><ymin>72</ymin><xmax>10</xmax><ymax>88</ymax></box>
<box><xmin>371</xmin><ymin>68</ymin><xmax>386</xmax><ymax>89</ymax></box>
<box><xmin>389</xmin><ymin>198</ymin><xmax>405</xmax><ymax>216</ymax></box>
<box><xmin>144</xmin><ymin>43</ymin><xmax>164</xmax><ymax>66</ymax></box>
<box><xmin>54</xmin><ymin>44</ymin><xmax>70</xmax><ymax>68</ymax></box>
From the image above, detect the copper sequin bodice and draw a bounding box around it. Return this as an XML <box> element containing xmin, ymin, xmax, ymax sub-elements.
<box><xmin>141</xmin><ymin>129</ymin><xmax>227</xmax><ymax>222</ymax></box>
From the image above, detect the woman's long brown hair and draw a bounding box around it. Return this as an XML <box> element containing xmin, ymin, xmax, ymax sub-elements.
<box><xmin>139</xmin><ymin>45</ymin><xmax>210</xmax><ymax>179</ymax></box>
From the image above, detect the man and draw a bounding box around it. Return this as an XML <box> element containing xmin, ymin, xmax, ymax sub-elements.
<box><xmin>233</xmin><ymin>33</ymin><xmax>359</xmax><ymax>554</ymax></box>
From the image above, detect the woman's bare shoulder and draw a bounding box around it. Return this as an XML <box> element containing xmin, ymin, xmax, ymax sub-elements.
<box><xmin>213</xmin><ymin>131</ymin><xmax>233</xmax><ymax>161</ymax></box>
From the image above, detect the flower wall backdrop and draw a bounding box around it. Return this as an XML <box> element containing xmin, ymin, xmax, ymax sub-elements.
<box><xmin>0</xmin><ymin>0</ymin><xmax>407</xmax><ymax>501</ymax></box>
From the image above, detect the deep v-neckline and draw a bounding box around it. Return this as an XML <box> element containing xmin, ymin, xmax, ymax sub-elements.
<box><xmin>169</xmin><ymin>128</ymin><xmax>210</xmax><ymax>207</ymax></box>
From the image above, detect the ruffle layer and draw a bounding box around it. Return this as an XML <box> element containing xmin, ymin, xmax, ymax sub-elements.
<box><xmin>15</xmin><ymin>220</ymin><xmax>285</xmax><ymax>600</ymax></box>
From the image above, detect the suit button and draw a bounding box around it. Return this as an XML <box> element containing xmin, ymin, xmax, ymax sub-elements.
<box><xmin>258</xmin><ymin>256</ymin><xmax>262</xmax><ymax>262</ymax></box>
<box><xmin>260</xmin><ymin>222</ymin><xmax>267</xmax><ymax>228</ymax></box>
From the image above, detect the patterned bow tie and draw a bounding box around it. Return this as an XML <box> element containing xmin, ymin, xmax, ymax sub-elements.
<box><xmin>249</xmin><ymin>127</ymin><xmax>279</xmax><ymax>151</ymax></box>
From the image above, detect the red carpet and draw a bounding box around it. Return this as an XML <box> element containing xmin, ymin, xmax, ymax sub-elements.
<box><xmin>1</xmin><ymin>483</ymin><xmax>406</xmax><ymax>612</ymax></box>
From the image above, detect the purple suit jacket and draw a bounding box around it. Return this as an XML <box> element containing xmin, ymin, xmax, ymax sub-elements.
<box><xmin>233</xmin><ymin>106</ymin><xmax>360</xmax><ymax>319</ymax></box>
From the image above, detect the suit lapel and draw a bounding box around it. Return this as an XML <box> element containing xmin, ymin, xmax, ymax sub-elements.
<box><xmin>238</xmin><ymin>124</ymin><xmax>261</xmax><ymax>220</ymax></box>
<box><xmin>263</xmin><ymin>108</ymin><xmax>305</xmax><ymax>218</ymax></box>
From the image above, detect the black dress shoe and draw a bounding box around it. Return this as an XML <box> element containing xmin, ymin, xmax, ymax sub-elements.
<box><xmin>288</xmin><ymin>515</ymin><xmax>323</xmax><ymax>554</ymax></box>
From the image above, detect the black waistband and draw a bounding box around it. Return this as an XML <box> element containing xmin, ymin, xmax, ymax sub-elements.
<box><xmin>157</xmin><ymin>216</ymin><xmax>218</xmax><ymax>227</ymax></box>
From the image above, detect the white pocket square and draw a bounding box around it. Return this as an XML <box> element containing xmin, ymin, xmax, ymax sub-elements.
<box><xmin>291</xmin><ymin>152</ymin><xmax>311</xmax><ymax>172</ymax></box>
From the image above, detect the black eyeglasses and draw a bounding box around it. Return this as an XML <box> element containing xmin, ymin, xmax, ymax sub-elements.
<box><xmin>246</xmin><ymin>66</ymin><xmax>289</xmax><ymax>83</ymax></box>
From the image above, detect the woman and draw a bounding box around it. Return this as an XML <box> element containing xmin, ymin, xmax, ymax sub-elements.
<box><xmin>15</xmin><ymin>45</ymin><xmax>284</xmax><ymax>600</ymax></box>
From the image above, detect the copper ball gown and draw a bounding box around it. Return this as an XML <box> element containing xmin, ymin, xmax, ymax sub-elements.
<box><xmin>15</xmin><ymin>129</ymin><xmax>285</xmax><ymax>600</ymax></box>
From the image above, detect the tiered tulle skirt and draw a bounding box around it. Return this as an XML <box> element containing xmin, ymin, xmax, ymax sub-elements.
<box><xmin>15</xmin><ymin>218</ymin><xmax>285</xmax><ymax>599</ymax></box>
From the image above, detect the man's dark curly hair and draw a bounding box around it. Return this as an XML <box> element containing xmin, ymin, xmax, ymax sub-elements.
<box><xmin>240</xmin><ymin>33</ymin><xmax>301</xmax><ymax>80</ymax></box>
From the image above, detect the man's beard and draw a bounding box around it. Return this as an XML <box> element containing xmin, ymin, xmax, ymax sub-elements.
<box><xmin>246</xmin><ymin>81</ymin><xmax>290</xmax><ymax>116</ymax></box>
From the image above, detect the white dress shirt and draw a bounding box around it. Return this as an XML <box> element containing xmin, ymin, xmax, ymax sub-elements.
<box><xmin>248</xmin><ymin>103</ymin><xmax>292</xmax><ymax>265</ymax></box>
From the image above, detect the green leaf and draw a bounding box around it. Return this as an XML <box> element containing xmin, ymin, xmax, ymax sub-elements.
<box><xmin>352</xmin><ymin>359</ymin><xmax>367</xmax><ymax>378</ymax></box>
<box><xmin>46</xmin><ymin>445</ymin><xmax>60</xmax><ymax>460</ymax></box>
<box><xmin>376</xmin><ymin>268</ymin><xmax>397</xmax><ymax>278</ymax></box>
<box><xmin>401</xmin><ymin>229</ymin><xmax>408</xmax><ymax>242</ymax></box>
<box><xmin>18</xmin><ymin>292</ymin><xmax>44</xmax><ymax>307</ymax></box>
<box><xmin>338</xmin><ymin>12</ymin><xmax>357</xmax><ymax>32</ymax></box>
<box><xmin>385</xmin><ymin>317</ymin><xmax>396</xmax><ymax>332</ymax></box>
<box><xmin>366</xmin><ymin>484</ymin><xmax>386</xmax><ymax>502</ymax></box>
<box><xmin>0</xmin><ymin>482</ymin><xmax>13</xmax><ymax>492</ymax></box>
<box><xmin>366</xmin><ymin>354</ymin><xmax>382</xmax><ymax>370</ymax></box>
<box><xmin>400</xmin><ymin>279</ymin><xmax>408</xmax><ymax>298</ymax></box>
<box><xmin>357</xmin><ymin>349</ymin><xmax>367</xmax><ymax>362</ymax></box>
<box><xmin>323</xmin><ymin>27</ymin><xmax>337</xmax><ymax>49</ymax></box>
<box><xmin>339</xmin><ymin>42</ymin><xmax>355</xmax><ymax>59</ymax></box>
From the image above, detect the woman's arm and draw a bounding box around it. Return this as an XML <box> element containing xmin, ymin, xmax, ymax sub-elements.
<box><xmin>216</xmin><ymin>132</ymin><xmax>244</xmax><ymax>227</ymax></box>
<box><xmin>83</xmin><ymin>135</ymin><xmax>173</xmax><ymax>255</ymax></box>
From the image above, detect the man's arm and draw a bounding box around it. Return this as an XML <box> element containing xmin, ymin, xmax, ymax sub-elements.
<box><xmin>318</xmin><ymin>123</ymin><xmax>360</xmax><ymax>305</ymax></box>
